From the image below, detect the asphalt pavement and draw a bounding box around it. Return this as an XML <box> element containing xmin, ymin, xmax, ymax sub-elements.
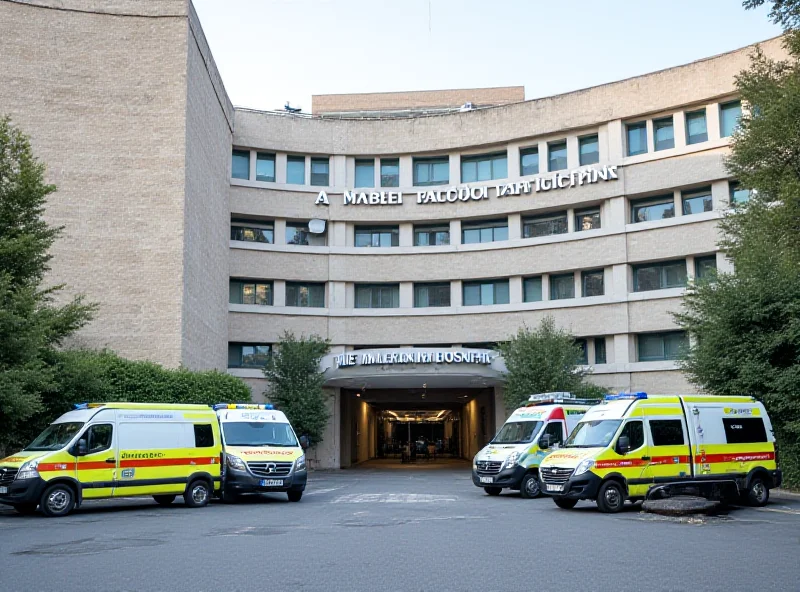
<box><xmin>1</xmin><ymin>459</ymin><xmax>799</xmax><ymax>592</ymax></box>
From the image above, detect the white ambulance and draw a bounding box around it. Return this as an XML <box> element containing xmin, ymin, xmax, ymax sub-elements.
<box><xmin>214</xmin><ymin>404</ymin><xmax>307</xmax><ymax>502</ymax></box>
<box><xmin>471</xmin><ymin>393</ymin><xmax>599</xmax><ymax>498</ymax></box>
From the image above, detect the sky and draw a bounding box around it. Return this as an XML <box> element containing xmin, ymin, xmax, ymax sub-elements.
<box><xmin>192</xmin><ymin>0</ymin><xmax>781</xmax><ymax>113</ymax></box>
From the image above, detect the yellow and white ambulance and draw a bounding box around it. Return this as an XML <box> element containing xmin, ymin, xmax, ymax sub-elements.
<box><xmin>471</xmin><ymin>393</ymin><xmax>599</xmax><ymax>498</ymax></box>
<box><xmin>214</xmin><ymin>404</ymin><xmax>307</xmax><ymax>502</ymax></box>
<box><xmin>0</xmin><ymin>403</ymin><xmax>222</xmax><ymax>517</ymax></box>
<box><xmin>539</xmin><ymin>392</ymin><xmax>782</xmax><ymax>512</ymax></box>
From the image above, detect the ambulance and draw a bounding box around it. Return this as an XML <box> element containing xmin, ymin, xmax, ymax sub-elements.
<box><xmin>214</xmin><ymin>404</ymin><xmax>307</xmax><ymax>502</ymax></box>
<box><xmin>471</xmin><ymin>393</ymin><xmax>600</xmax><ymax>498</ymax></box>
<box><xmin>0</xmin><ymin>403</ymin><xmax>222</xmax><ymax>517</ymax></box>
<box><xmin>539</xmin><ymin>393</ymin><xmax>782</xmax><ymax>512</ymax></box>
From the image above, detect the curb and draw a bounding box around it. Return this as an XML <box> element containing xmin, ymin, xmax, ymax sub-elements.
<box><xmin>772</xmin><ymin>488</ymin><xmax>800</xmax><ymax>500</ymax></box>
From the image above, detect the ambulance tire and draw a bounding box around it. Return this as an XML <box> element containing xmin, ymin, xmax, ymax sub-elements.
<box><xmin>520</xmin><ymin>472</ymin><xmax>541</xmax><ymax>499</ymax></box>
<box><xmin>745</xmin><ymin>477</ymin><xmax>770</xmax><ymax>507</ymax></box>
<box><xmin>597</xmin><ymin>481</ymin><xmax>626</xmax><ymax>513</ymax></box>
<box><xmin>153</xmin><ymin>495</ymin><xmax>176</xmax><ymax>506</ymax></box>
<box><xmin>13</xmin><ymin>503</ymin><xmax>38</xmax><ymax>515</ymax></box>
<box><xmin>484</xmin><ymin>487</ymin><xmax>502</xmax><ymax>496</ymax></box>
<box><xmin>553</xmin><ymin>497</ymin><xmax>578</xmax><ymax>509</ymax></box>
<box><xmin>40</xmin><ymin>483</ymin><xmax>76</xmax><ymax>517</ymax></box>
<box><xmin>287</xmin><ymin>490</ymin><xmax>303</xmax><ymax>502</ymax></box>
<box><xmin>183</xmin><ymin>479</ymin><xmax>211</xmax><ymax>508</ymax></box>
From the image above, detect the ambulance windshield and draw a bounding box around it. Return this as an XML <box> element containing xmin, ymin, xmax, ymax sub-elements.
<box><xmin>25</xmin><ymin>422</ymin><xmax>84</xmax><ymax>451</ymax></box>
<box><xmin>564</xmin><ymin>420</ymin><xmax>622</xmax><ymax>448</ymax></box>
<box><xmin>222</xmin><ymin>422</ymin><xmax>298</xmax><ymax>447</ymax></box>
<box><xmin>491</xmin><ymin>421</ymin><xmax>542</xmax><ymax>444</ymax></box>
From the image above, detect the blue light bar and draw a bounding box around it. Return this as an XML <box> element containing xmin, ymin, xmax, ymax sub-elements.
<box><xmin>212</xmin><ymin>403</ymin><xmax>274</xmax><ymax>410</ymax></box>
<box><xmin>604</xmin><ymin>392</ymin><xmax>648</xmax><ymax>401</ymax></box>
<box><xmin>72</xmin><ymin>402</ymin><xmax>89</xmax><ymax>409</ymax></box>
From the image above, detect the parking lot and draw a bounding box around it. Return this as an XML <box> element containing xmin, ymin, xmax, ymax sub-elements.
<box><xmin>1</xmin><ymin>462</ymin><xmax>799</xmax><ymax>592</ymax></box>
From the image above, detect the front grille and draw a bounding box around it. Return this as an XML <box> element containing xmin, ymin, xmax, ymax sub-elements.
<box><xmin>0</xmin><ymin>468</ymin><xmax>18</xmax><ymax>487</ymax></box>
<box><xmin>247</xmin><ymin>461</ymin><xmax>292</xmax><ymax>477</ymax></box>
<box><xmin>476</xmin><ymin>460</ymin><xmax>502</xmax><ymax>475</ymax></box>
<box><xmin>540</xmin><ymin>467</ymin><xmax>574</xmax><ymax>485</ymax></box>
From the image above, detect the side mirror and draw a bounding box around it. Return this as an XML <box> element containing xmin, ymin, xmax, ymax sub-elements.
<box><xmin>299</xmin><ymin>435</ymin><xmax>309</xmax><ymax>450</ymax></box>
<box><xmin>75</xmin><ymin>439</ymin><xmax>88</xmax><ymax>456</ymax></box>
<box><xmin>617</xmin><ymin>435</ymin><xmax>631</xmax><ymax>454</ymax></box>
<box><xmin>539</xmin><ymin>434</ymin><xmax>552</xmax><ymax>450</ymax></box>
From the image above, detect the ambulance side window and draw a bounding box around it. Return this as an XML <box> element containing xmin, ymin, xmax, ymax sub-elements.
<box><xmin>193</xmin><ymin>424</ymin><xmax>215</xmax><ymax>448</ymax></box>
<box><xmin>722</xmin><ymin>418</ymin><xmax>767</xmax><ymax>444</ymax></box>
<box><xmin>543</xmin><ymin>422</ymin><xmax>563</xmax><ymax>446</ymax></box>
<box><xmin>617</xmin><ymin>421</ymin><xmax>644</xmax><ymax>453</ymax></box>
<box><xmin>649</xmin><ymin>420</ymin><xmax>685</xmax><ymax>446</ymax></box>
<box><xmin>86</xmin><ymin>424</ymin><xmax>113</xmax><ymax>454</ymax></box>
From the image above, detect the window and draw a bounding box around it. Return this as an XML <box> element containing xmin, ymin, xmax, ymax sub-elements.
<box><xmin>653</xmin><ymin>116</ymin><xmax>675</xmax><ymax>151</ymax></box>
<box><xmin>414</xmin><ymin>283</ymin><xmax>451</xmax><ymax>308</ymax></box>
<box><xmin>550</xmin><ymin>273</ymin><xmax>575</xmax><ymax>300</ymax></box>
<box><xmin>287</xmin><ymin>156</ymin><xmax>305</xmax><ymax>184</ymax></box>
<box><xmin>310</xmin><ymin>158</ymin><xmax>329</xmax><ymax>186</ymax></box>
<box><xmin>193</xmin><ymin>424</ymin><xmax>215</xmax><ymax>448</ymax></box>
<box><xmin>286</xmin><ymin>282</ymin><xmax>325</xmax><ymax>307</ymax></box>
<box><xmin>522</xmin><ymin>212</ymin><xmax>567</xmax><ymax>238</ymax></box>
<box><xmin>617</xmin><ymin>421</ymin><xmax>645</xmax><ymax>452</ymax></box>
<box><xmin>380</xmin><ymin>158</ymin><xmax>400</xmax><ymax>187</ymax></box>
<box><xmin>85</xmin><ymin>424</ymin><xmax>113</xmax><ymax>454</ymax></box>
<box><xmin>461</xmin><ymin>152</ymin><xmax>507</xmax><ymax>182</ymax></box>
<box><xmin>463</xmin><ymin>280</ymin><xmax>510</xmax><ymax>306</ymax></box>
<box><xmin>576</xmin><ymin>339</ymin><xmax>588</xmax><ymax>364</ymax></box>
<box><xmin>627</xmin><ymin>122</ymin><xmax>648</xmax><ymax>156</ymax></box>
<box><xmin>720</xmin><ymin>100</ymin><xmax>742</xmax><ymax>137</ymax></box>
<box><xmin>256</xmin><ymin>152</ymin><xmax>275</xmax><ymax>182</ymax></box>
<box><xmin>523</xmin><ymin>276</ymin><xmax>543</xmax><ymax>302</ymax></box>
<box><xmin>286</xmin><ymin>222</ymin><xmax>326</xmax><ymax>246</ymax></box>
<box><xmin>520</xmin><ymin>147</ymin><xmax>539</xmax><ymax>176</ymax></box>
<box><xmin>354</xmin><ymin>159</ymin><xmax>375</xmax><ymax>188</ymax></box>
<box><xmin>729</xmin><ymin>181</ymin><xmax>751</xmax><ymax>205</ymax></box>
<box><xmin>231</xmin><ymin>220</ymin><xmax>273</xmax><ymax>243</ymax></box>
<box><xmin>722</xmin><ymin>418</ymin><xmax>768</xmax><ymax>444</ymax></box>
<box><xmin>694</xmin><ymin>255</ymin><xmax>717</xmax><ymax>282</ymax></box>
<box><xmin>548</xmin><ymin>140</ymin><xmax>568</xmax><ymax>172</ymax></box>
<box><xmin>231</xmin><ymin>149</ymin><xmax>249</xmax><ymax>180</ymax></box>
<box><xmin>414</xmin><ymin>157</ymin><xmax>449</xmax><ymax>186</ymax></box>
<box><xmin>229</xmin><ymin>280</ymin><xmax>273</xmax><ymax>306</ymax></box>
<box><xmin>633</xmin><ymin>260</ymin><xmax>687</xmax><ymax>292</ymax></box>
<box><xmin>355</xmin><ymin>284</ymin><xmax>400</xmax><ymax>308</ymax></box>
<box><xmin>685</xmin><ymin>109</ymin><xmax>708</xmax><ymax>144</ymax></box>
<box><xmin>462</xmin><ymin>219</ymin><xmax>508</xmax><ymax>244</ymax></box>
<box><xmin>649</xmin><ymin>420</ymin><xmax>685</xmax><ymax>446</ymax></box>
<box><xmin>682</xmin><ymin>187</ymin><xmax>712</xmax><ymax>215</ymax></box>
<box><xmin>228</xmin><ymin>343</ymin><xmax>271</xmax><ymax>368</ymax></box>
<box><xmin>579</xmin><ymin>135</ymin><xmax>599</xmax><ymax>166</ymax></box>
<box><xmin>638</xmin><ymin>332</ymin><xmax>688</xmax><ymax>361</ymax></box>
<box><xmin>354</xmin><ymin>226</ymin><xmax>399</xmax><ymax>247</ymax></box>
<box><xmin>594</xmin><ymin>337</ymin><xmax>607</xmax><ymax>364</ymax></box>
<box><xmin>575</xmin><ymin>208</ymin><xmax>601</xmax><ymax>231</ymax></box>
<box><xmin>631</xmin><ymin>195</ymin><xmax>675</xmax><ymax>223</ymax></box>
<box><xmin>582</xmin><ymin>269</ymin><xmax>604</xmax><ymax>297</ymax></box>
<box><xmin>414</xmin><ymin>224</ymin><xmax>449</xmax><ymax>246</ymax></box>
<box><xmin>542</xmin><ymin>421</ymin><xmax>564</xmax><ymax>446</ymax></box>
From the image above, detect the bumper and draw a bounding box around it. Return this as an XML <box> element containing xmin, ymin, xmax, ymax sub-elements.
<box><xmin>224</xmin><ymin>468</ymin><xmax>307</xmax><ymax>494</ymax></box>
<box><xmin>0</xmin><ymin>476</ymin><xmax>47</xmax><ymax>507</ymax></box>
<box><xmin>472</xmin><ymin>464</ymin><xmax>526</xmax><ymax>489</ymax></box>
<box><xmin>540</xmin><ymin>471</ymin><xmax>603</xmax><ymax>501</ymax></box>
<box><xmin>772</xmin><ymin>469</ymin><xmax>782</xmax><ymax>489</ymax></box>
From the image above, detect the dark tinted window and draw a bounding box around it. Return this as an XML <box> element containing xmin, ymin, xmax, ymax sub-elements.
<box><xmin>617</xmin><ymin>420</ymin><xmax>645</xmax><ymax>452</ymax></box>
<box><xmin>722</xmin><ymin>418</ymin><xmax>768</xmax><ymax>444</ymax></box>
<box><xmin>649</xmin><ymin>420</ymin><xmax>685</xmax><ymax>446</ymax></box>
<box><xmin>194</xmin><ymin>424</ymin><xmax>215</xmax><ymax>448</ymax></box>
<box><xmin>86</xmin><ymin>424</ymin><xmax>113</xmax><ymax>453</ymax></box>
<box><xmin>543</xmin><ymin>421</ymin><xmax>564</xmax><ymax>445</ymax></box>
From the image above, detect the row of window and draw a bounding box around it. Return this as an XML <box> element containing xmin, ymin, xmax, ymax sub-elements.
<box><xmin>229</xmin><ymin>256</ymin><xmax>716</xmax><ymax>310</ymax></box>
<box><xmin>227</xmin><ymin>331</ymin><xmax>688</xmax><ymax>369</ymax></box>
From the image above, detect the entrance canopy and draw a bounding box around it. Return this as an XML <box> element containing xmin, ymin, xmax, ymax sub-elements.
<box><xmin>321</xmin><ymin>347</ymin><xmax>507</xmax><ymax>390</ymax></box>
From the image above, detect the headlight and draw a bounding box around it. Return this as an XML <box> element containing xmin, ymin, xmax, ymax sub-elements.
<box><xmin>472</xmin><ymin>457</ymin><xmax>478</xmax><ymax>470</ymax></box>
<box><xmin>502</xmin><ymin>451</ymin><xmax>520</xmax><ymax>470</ymax></box>
<box><xmin>295</xmin><ymin>455</ymin><xmax>306</xmax><ymax>471</ymax></box>
<box><xmin>574</xmin><ymin>458</ymin><xmax>595</xmax><ymax>476</ymax></box>
<box><xmin>226</xmin><ymin>454</ymin><xmax>246</xmax><ymax>471</ymax></box>
<box><xmin>16</xmin><ymin>460</ymin><xmax>40</xmax><ymax>480</ymax></box>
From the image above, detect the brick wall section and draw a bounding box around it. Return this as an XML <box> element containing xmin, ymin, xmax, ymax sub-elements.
<box><xmin>312</xmin><ymin>86</ymin><xmax>525</xmax><ymax>114</ymax></box>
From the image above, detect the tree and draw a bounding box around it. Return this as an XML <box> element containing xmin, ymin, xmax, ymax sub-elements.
<box><xmin>0</xmin><ymin>117</ymin><xmax>95</xmax><ymax>452</ymax></box>
<box><xmin>498</xmin><ymin>317</ymin><xmax>607</xmax><ymax>411</ymax></box>
<box><xmin>674</xmin><ymin>27</ymin><xmax>800</xmax><ymax>487</ymax></box>
<box><xmin>263</xmin><ymin>332</ymin><xmax>331</xmax><ymax>445</ymax></box>
<box><xmin>744</xmin><ymin>0</ymin><xmax>800</xmax><ymax>29</ymax></box>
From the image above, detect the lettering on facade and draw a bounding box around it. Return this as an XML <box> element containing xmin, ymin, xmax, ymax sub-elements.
<box><xmin>315</xmin><ymin>165</ymin><xmax>619</xmax><ymax>207</ymax></box>
<box><xmin>334</xmin><ymin>350</ymin><xmax>493</xmax><ymax>368</ymax></box>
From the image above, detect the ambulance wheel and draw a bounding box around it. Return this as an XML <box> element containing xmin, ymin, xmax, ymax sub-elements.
<box><xmin>553</xmin><ymin>497</ymin><xmax>578</xmax><ymax>509</ymax></box>
<box><xmin>40</xmin><ymin>483</ymin><xmax>76</xmax><ymax>517</ymax></box>
<box><xmin>184</xmin><ymin>480</ymin><xmax>211</xmax><ymax>508</ymax></box>
<box><xmin>745</xmin><ymin>477</ymin><xmax>769</xmax><ymax>507</ymax></box>
<box><xmin>13</xmin><ymin>503</ymin><xmax>38</xmax><ymax>515</ymax></box>
<box><xmin>520</xmin><ymin>472</ymin><xmax>541</xmax><ymax>499</ymax></box>
<box><xmin>287</xmin><ymin>490</ymin><xmax>303</xmax><ymax>502</ymax></box>
<box><xmin>153</xmin><ymin>495</ymin><xmax>176</xmax><ymax>506</ymax></box>
<box><xmin>597</xmin><ymin>481</ymin><xmax>625</xmax><ymax>513</ymax></box>
<box><xmin>484</xmin><ymin>487</ymin><xmax>502</xmax><ymax>496</ymax></box>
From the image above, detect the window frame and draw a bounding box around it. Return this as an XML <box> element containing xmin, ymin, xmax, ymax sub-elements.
<box><xmin>285</xmin><ymin>221</ymin><xmax>326</xmax><ymax>246</ymax></box>
<box><xmin>653</xmin><ymin>116</ymin><xmax>675</xmax><ymax>151</ymax></box>
<box><xmin>637</xmin><ymin>332</ymin><xmax>688</xmax><ymax>362</ymax></box>
<box><xmin>230</xmin><ymin>220</ymin><xmax>274</xmax><ymax>244</ymax></box>
<box><xmin>462</xmin><ymin>280</ymin><xmax>510</xmax><ymax>306</ymax></box>
<box><xmin>523</xmin><ymin>276</ymin><xmax>543</xmax><ymax>303</ymax></box>
<box><xmin>228</xmin><ymin>343</ymin><xmax>272</xmax><ymax>369</ymax></box>
<box><xmin>354</xmin><ymin>158</ymin><xmax>375</xmax><ymax>188</ymax></box>
<box><xmin>626</xmin><ymin>121</ymin><xmax>648</xmax><ymax>156</ymax></box>
<box><xmin>285</xmin><ymin>282</ymin><xmax>326</xmax><ymax>308</ymax></box>
<box><xmin>231</xmin><ymin>149</ymin><xmax>250</xmax><ymax>180</ymax></box>
<box><xmin>461</xmin><ymin>219</ymin><xmax>509</xmax><ymax>244</ymax></box>
<box><xmin>310</xmin><ymin>157</ymin><xmax>330</xmax><ymax>186</ymax></box>
<box><xmin>354</xmin><ymin>225</ymin><xmax>400</xmax><ymax>248</ymax></box>
<box><xmin>380</xmin><ymin>158</ymin><xmax>400</xmax><ymax>188</ymax></box>
<box><xmin>630</xmin><ymin>195</ymin><xmax>675</xmax><ymax>224</ymax></box>
<box><xmin>255</xmin><ymin>152</ymin><xmax>276</xmax><ymax>182</ymax></box>
<box><xmin>413</xmin><ymin>224</ymin><xmax>450</xmax><ymax>246</ymax></box>
<box><xmin>694</xmin><ymin>255</ymin><xmax>717</xmax><ymax>282</ymax></box>
<box><xmin>594</xmin><ymin>337</ymin><xmax>607</xmax><ymax>364</ymax></box>
<box><xmin>286</xmin><ymin>155</ymin><xmax>306</xmax><ymax>185</ymax></box>
<box><xmin>720</xmin><ymin>100</ymin><xmax>742</xmax><ymax>138</ymax></box>
<box><xmin>729</xmin><ymin>181</ymin><xmax>751</xmax><ymax>206</ymax></box>
<box><xmin>413</xmin><ymin>282</ymin><xmax>451</xmax><ymax>308</ymax></box>
<box><xmin>574</xmin><ymin>208</ymin><xmax>601</xmax><ymax>232</ymax></box>
<box><xmin>229</xmin><ymin>279</ymin><xmax>274</xmax><ymax>306</ymax></box>
<box><xmin>549</xmin><ymin>273</ymin><xmax>575</xmax><ymax>300</ymax></box>
<box><xmin>460</xmin><ymin>152</ymin><xmax>508</xmax><ymax>183</ymax></box>
<box><xmin>685</xmin><ymin>109</ymin><xmax>708</xmax><ymax>145</ymax></box>
<box><xmin>84</xmin><ymin>424</ymin><xmax>113</xmax><ymax>454</ymax></box>
<box><xmin>632</xmin><ymin>260</ymin><xmax>688</xmax><ymax>292</ymax></box>
<box><xmin>547</xmin><ymin>140</ymin><xmax>568</xmax><ymax>172</ymax></box>
<box><xmin>581</xmin><ymin>269</ymin><xmax>605</xmax><ymax>297</ymax></box>
<box><xmin>522</xmin><ymin>212</ymin><xmax>568</xmax><ymax>238</ymax></box>
<box><xmin>413</xmin><ymin>157</ymin><xmax>450</xmax><ymax>187</ymax></box>
<box><xmin>520</xmin><ymin>146</ymin><xmax>539</xmax><ymax>176</ymax></box>
<box><xmin>354</xmin><ymin>283</ymin><xmax>400</xmax><ymax>309</ymax></box>
<box><xmin>649</xmin><ymin>419</ymin><xmax>686</xmax><ymax>447</ymax></box>
<box><xmin>578</xmin><ymin>135</ymin><xmax>599</xmax><ymax>166</ymax></box>
<box><xmin>681</xmin><ymin>186</ymin><xmax>713</xmax><ymax>216</ymax></box>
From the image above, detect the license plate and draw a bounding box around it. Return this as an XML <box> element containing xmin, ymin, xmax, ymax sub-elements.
<box><xmin>479</xmin><ymin>477</ymin><xmax>493</xmax><ymax>484</ymax></box>
<box><xmin>545</xmin><ymin>484</ymin><xmax>563</xmax><ymax>493</ymax></box>
<box><xmin>259</xmin><ymin>479</ymin><xmax>283</xmax><ymax>487</ymax></box>
<box><xmin>0</xmin><ymin>486</ymin><xmax>7</xmax><ymax>494</ymax></box>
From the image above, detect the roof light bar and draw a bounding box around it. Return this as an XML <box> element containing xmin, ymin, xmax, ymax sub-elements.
<box><xmin>604</xmin><ymin>392</ymin><xmax>648</xmax><ymax>401</ymax></box>
<box><xmin>212</xmin><ymin>403</ymin><xmax>274</xmax><ymax>411</ymax></box>
<box><xmin>526</xmin><ymin>392</ymin><xmax>602</xmax><ymax>406</ymax></box>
